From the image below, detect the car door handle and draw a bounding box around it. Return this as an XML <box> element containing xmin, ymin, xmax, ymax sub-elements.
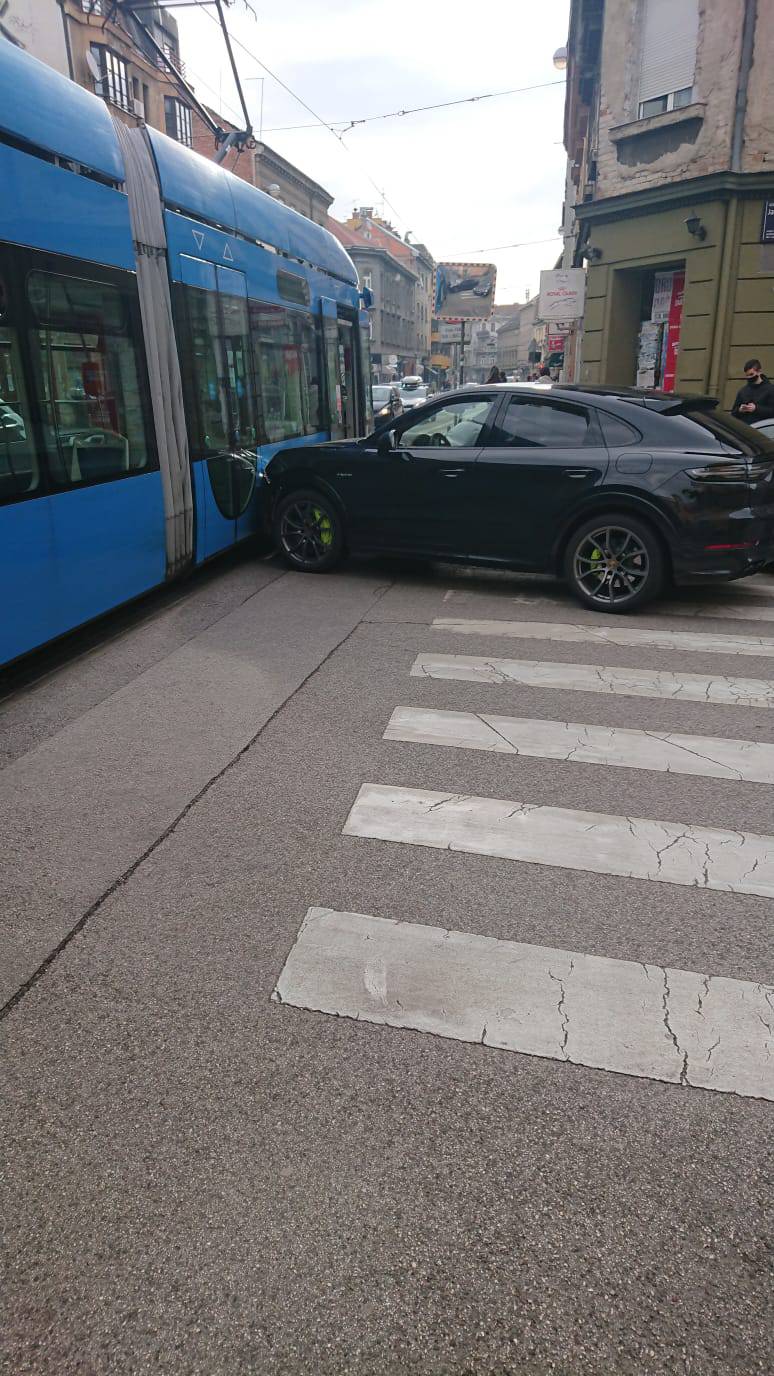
<box><xmin>565</xmin><ymin>468</ymin><xmax>594</xmax><ymax>478</ymax></box>
<box><xmin>440</xmin><ymin>468</ymin><xmax>465</xmax><ymax>478</ymax></box>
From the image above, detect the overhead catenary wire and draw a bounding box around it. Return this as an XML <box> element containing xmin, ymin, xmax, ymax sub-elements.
<box><xmin>444</xmin><ymin>235</ymin><xmax>562</xmax><ymax>256</ymax></box>
<box><xmin>263</xmin><ymin>79</ymin><xmax>566</xmax><ymax>134</ymax></box>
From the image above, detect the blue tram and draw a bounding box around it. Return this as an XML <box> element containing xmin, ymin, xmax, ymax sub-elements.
<box><xmin>0</xmin><ymin>40</ymin><xmax>370</xmax><ymax>665</ymax></box>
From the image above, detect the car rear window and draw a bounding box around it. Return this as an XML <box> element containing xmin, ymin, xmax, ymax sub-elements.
<box><xmin>658</xmin><ymin>409</ymin><xmax>774</xmax><ymax>456</ymax></box>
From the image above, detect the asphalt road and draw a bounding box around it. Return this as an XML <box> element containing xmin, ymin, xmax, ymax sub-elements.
<box><xmin>2</xmin><ymin>555</ymin><xmax>772</xmax><ymax>1375</ymax></box>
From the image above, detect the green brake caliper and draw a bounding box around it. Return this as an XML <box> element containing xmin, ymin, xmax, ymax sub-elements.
<box><xmin>590</xmin><ymin>546</ymin><xmax>603</xmax><ymax>581</ymax></box>
<box><xmin>312</xmin><ymin>507</ymin><xmax>333</xmax><ymax>547</ymax></box>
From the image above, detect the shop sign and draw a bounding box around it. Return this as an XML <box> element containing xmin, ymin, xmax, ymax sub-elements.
<box><xmin>547</xmin><ymin>334</ymin><xmax>566</xmax><ymax>353</ymax></box>
<box><xmin>761</xmin><ymin>201</ymin><xmax>774</xmax><ymax>244</ymax></box>
<box><xmin>538</xmin><ymin>269</ymin><xmax>585</xmax><ymax>321</ymax></box>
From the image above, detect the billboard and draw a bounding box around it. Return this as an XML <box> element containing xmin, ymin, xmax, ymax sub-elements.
<box><xmin>434</xmin><ymin>262</ymin><xmax>496</xmax><ymax>319</ymax></box>
<box><xmin>538</xmin><ymin>268</ymin><xmax>586</xmax><ymax>322</ymax></box>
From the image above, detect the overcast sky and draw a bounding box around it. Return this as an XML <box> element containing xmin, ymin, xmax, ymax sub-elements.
<box><xmin>175</xmin><ymin>0</ymin><xmax>571</xmax><ymax>306</ymax></box>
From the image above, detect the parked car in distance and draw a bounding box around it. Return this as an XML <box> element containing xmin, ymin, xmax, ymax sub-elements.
<box><xmin>372</xmin><ymin>384</ymin><xmax>403</xmax><ymax>422</ymax></box>
<box><xmin>399</xmin><ymin>376</ymin><xmax>430</xmax><ymax>410</ymax></box>
<box><xmin>264</xmin><ymin>383</ymin><xmax>774</xmax><ymax>613</ymax></box>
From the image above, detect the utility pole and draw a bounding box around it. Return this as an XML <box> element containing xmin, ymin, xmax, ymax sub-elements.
<box><xmin>459</xmin><ymin>321</ymin><xmax>466</xmax><ymax>386</ymax></box>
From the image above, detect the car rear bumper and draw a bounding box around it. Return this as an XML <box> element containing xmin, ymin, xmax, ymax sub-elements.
<box><xmin>672</xmin><ymin>535</ymin><xmax>774</xmax><ymax>583</ymax></box>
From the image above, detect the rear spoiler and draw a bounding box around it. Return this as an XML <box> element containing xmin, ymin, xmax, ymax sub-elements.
<box><xmin>641</xmin><ymin>395</ymin><xmax>719</xmax><ymax>415</ymax></box>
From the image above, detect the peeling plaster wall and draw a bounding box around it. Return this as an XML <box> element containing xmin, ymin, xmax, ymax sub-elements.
<box><xmin>596</xmin><ymin>0</ymin><xmax>746</xmax><ymax>199</ymax></box>
<box><xmin>743</xmin><ymin>1</ymin><xmax>774</xmax><ymax>173</ymax></box>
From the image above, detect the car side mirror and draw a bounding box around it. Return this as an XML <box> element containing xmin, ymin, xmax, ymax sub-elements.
<box><xmin>377</xmin><ymin>428</ymin><xmax>396</xmax><ymax>455</ymax></box>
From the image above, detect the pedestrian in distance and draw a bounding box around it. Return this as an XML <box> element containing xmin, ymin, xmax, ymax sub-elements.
<box><xmin>534</xmin><ymin>365</ymin><xmax>552</xmax><ymax>386</ymax></box>
<box><xmin>486</xmin><ymin>366</ymin><xmax>505</xmax><ymax>383</ymax></box>
<box><xmin>731</xmin><ymin>358</ymin><xmax>774</xmax><ymax>422</ymax></box>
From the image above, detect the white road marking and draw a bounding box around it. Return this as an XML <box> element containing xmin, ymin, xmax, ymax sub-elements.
<box><xmin>385</xmin><ymin>706</ymin><xmax>774</xmax><ymax>783</ymax></box>
<box><xmin>273</xmin><ymin>908</ymin><xmax>774</xmax><ymax>1101</ymax></box>
<box><xmin>343</xmin><ymin>784</ymin><xmax>774</xmax><ymax>899</ymax></box>
<box><xmin>433</xmin><ymin>618</ymin><xmax>774</xmax><ymax>658</ymax></box>
<box><xmin>411</xmin><ymin>652</ymin><xmax>774</xmax><ymax>709</ymax></box>
<box><xmin>660</xmin><ymin>603</ymin><xmax>774</xmax><ymax>623</ymax></box>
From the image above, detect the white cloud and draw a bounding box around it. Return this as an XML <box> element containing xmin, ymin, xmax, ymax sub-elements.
<box><xmin>176</xmin><ymin>0</ymin><xmax>571</xmax><ymax>303</ymax></box>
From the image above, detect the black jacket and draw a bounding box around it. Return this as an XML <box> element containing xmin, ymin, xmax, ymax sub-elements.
<box><xmin>731</xmin><ymin>375</ymin><xmax>774</xmax><ymax>420</ymax></box>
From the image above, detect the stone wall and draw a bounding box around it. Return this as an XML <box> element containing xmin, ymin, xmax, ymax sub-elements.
<box><xmin>596</xmin><ymin>0</ymin><xmax>745</xmax><ymax>200</ymax></box>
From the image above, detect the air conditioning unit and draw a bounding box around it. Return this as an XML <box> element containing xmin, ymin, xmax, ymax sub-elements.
<box><xmin>134</xmin><ymin>98</ymin><xmax>145</xmax><ymax>119</ymax></box>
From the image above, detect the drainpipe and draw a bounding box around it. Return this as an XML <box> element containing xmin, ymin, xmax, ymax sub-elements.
<box><xmin>56</xmin><ymin>0</ymin><xmax>74</xmax><ymax>81</ymax></box>
<box><xmin>731</xmin><ymin>0</ymin><xmax>757</xmax><ymax>172</ymax></box>
<box><xmin>707</xmin><ymin>197</ymin><xmax>738</xmax><ymax>400</ymax></box>
<box><xmin>707</xmin><ymin>0</ymin><xmax>756</xmax><ymax>397</ymax></box>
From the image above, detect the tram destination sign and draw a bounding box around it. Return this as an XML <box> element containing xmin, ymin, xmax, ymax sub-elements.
<box><xmin>434</xmin><ymin>262</ymin><xmax>496</xmax><ymax>319</ymax></box>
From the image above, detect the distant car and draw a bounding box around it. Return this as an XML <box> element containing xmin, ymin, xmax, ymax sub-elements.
<box><xmin>753</xmin><ymin>417</ymin><xmax>774</xmax><ymax>440</ymax></box>
<box><xmin>371</xmin><ymin>384</ymin><xmax>403</xmax><ymax>422</ymax></box>
<box><xmin>264</xmin><ymin>383</ymin><xmax>774</xmax><ymax>613</ymax></box>
<box><xmin>399</xmin><ymin>377</ymin><xmax>430</xmax><ymax>410</ymax></box>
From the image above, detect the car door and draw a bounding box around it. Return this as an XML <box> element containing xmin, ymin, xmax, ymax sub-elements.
<box><xmin>350</xmin><ymin>394</ymin><xmax>497</xmax><ymax>554</ymax></box>
<box><xmin>473</xmin><ymin>393</ymin><xmax>609</xmax><ymax>566</ymax></box>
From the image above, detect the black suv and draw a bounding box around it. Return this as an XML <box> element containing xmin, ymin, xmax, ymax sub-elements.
<box><xmin>263</xmin><ymin>384</ymin><xmax>774</xmax><ymax>612</ymax></box>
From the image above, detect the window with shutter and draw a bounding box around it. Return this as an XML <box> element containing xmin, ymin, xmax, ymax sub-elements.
<box><xmin>638</xmin><ymin>0</ymin><xmax>699</xmax><ymax>118</ymax></box>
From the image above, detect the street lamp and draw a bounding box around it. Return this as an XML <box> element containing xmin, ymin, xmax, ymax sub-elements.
<box><xmin>553</xmin><ymin>46</ymin><xmax>568</xmax><ymax>71</ymax></box>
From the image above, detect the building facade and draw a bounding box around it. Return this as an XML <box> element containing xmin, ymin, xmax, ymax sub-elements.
<box><xmin>564</xmin><ymin>0</ymin><xmax>774</xmax><ymax>407</ymax></box>
<box><xmin>495</xmin><ymin>299</ymin><xmax>543</xmax><ymax>376</ymax></box>
<box><xmin>1</xmin><ymin>0</ymin><xmax>69</xmax><ymax>74</ymax></box>
<box><xmin>329</xmin><ymin>211</ymin><xmax>435</xmax><ymax>380</ymax></box>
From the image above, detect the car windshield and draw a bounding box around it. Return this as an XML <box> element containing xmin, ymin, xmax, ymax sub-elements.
<box><xmin>372</xmin><ymin>387</ymin><xmax>391</xmax><ymax>405</ymax></box>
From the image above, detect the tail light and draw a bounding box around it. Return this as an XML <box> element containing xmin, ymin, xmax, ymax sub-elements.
<box><xmin>685</xmin><ymin>462</ymin><xmax>750</xmax><ymax>482</ymax></box>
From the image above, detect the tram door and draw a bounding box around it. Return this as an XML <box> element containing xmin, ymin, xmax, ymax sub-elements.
<box><xmin>178</xmin><ymin>256</ymin><xmax>257</xmax><ymax>560</ymax></box>
<box><xmin>321</xmin><ymin>299</ymin><xmax>359</xmax><ymax>439</ymax></box>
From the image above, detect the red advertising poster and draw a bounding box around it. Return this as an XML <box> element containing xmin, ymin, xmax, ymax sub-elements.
<box><xmin>661</xmin><ymin>270</ymin><xmax>685</xmax><ymax>392</ymax></box>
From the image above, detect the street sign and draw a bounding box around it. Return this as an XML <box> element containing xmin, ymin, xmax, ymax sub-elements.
<box><xmin>436</xmin><ymin>321</ymin><xmax>466</xmax><ymax>344</ymax></box>
<box><xmin>538</xmin><ymin>268</ymin><xmax>586</xmax><ymax>322</ymax></box>
<box><xmin>434</xmin><ymin>262</ymin><xmax>496</xmax><ymax>319</ymax></box>
<box><xmin>761</xmin><ymin>201</ymin><xmax>774</xmax><ymax>244</ymax></box>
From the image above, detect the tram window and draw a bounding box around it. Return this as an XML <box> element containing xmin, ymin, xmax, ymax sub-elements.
<box><xmin>250</xmin><ymin>304</ymin><xmax>321</xmax><ymax>442</ymax></box>
<box><xmin>175</xmin><ymin>285</ymin><xmax>256</xmax><ymax>455</ymax></box>
<box><xmin>27</xmin><ymin>271</ymin><xmax>153</xmax><ymax>487</ymax></box>
<box><xmin>0</xmin><ymin>316</ymin><xmax>38</xmax><ymax>503</ymax></box>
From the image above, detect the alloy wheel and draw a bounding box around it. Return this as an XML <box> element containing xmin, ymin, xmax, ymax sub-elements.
<box><xmin>279</xmin><ymin>498</ymin><xmax>336</xmax><ymax>567</ymax></box>
<box><xmin>573</xmin><ymin>525</ymin><xmax>650</xmax><ymax>607</ymax></box>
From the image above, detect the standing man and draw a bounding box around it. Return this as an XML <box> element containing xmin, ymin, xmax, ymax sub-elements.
<box><xmin>731</xmin><ymin>359</ymin><xmax>774</xmax><ymax>421</ymax></box>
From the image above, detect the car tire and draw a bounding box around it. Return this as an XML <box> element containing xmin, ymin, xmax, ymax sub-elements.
<box><xmin>563</xmin><ymin>512</ymin><xmax>665</xmax><ymax>613</ymax></box>
<box><xmin>273</xmin><ymin>488</ymin><xmax>345</xmax><ymax>573</ymax></box>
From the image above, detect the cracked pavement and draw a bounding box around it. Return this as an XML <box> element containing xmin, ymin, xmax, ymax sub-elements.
<box><xmin>2</xmin><ymin>558</ymin><xmax>773</xmax><ymax>1374</ymax></box>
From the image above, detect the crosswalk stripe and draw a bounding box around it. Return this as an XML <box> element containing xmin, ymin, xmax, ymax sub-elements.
<box><xmin>446</xmin><ymin>588</ymin><xmax>774</xmax><ymax>621</ymax></box>
<box><xmin>650</xmin><ymin>603</ymin><xmax>774</xmax><ymax>623</ymax></box>
<box><xmin>273</xmin><ymin>908</ymin><xmax>774</xmax><ymax>1101</ymax></box>
<box><xmin>449</xmin><ymin>590</ymin><xmax>774</xmax><ymax>622</ymax></box>
<box><xmin>385</xmin><ymin>706</ymin><xmax>774</xmax><ymax>783</ymax></box>
<box><xmin>343</xmin><ymin>784</ymin><xmax>774</xmax><ymax>898</ymax></box>
<box><xmin>433</xmin><ymin>617</ymin><xmax>774</xmax><ymax>658</ymax></box>
<box><xmin>411</xmin><ymin>652</ymin><xmax>774</xmax><ymax>708</ymax></box>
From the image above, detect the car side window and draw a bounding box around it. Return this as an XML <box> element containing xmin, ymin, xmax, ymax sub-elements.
<box><xmin>598</xmin><ymin>411</ymin><xmax>642</xmax><ymax>447</ymax></box>
<box><xmin>398</xmin><ymin>398</ymin><xmax>493</xmax><ymax>449</ymax></box>
<box><xmin>490</xmin><ymin>397</ymin><xmax>592</xmax><ymax>448</ymax></box>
